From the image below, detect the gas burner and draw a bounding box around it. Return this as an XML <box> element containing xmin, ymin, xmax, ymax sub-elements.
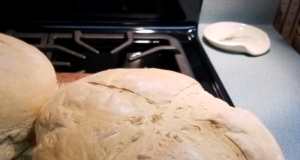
<box><xmin>6</xmin><ymin>30</ymin><xmax>194</xmax><ymax>77</ymax></box>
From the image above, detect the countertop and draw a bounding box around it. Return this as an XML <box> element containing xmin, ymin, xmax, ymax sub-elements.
<box><xmin>198</xmin><ymin>0</ymin><xmax>299</xmax><ymax>159</ymax></box>
<box><xmin>198</xmin><ymin>24</ymin><xmax>300</xmax><ymax>160</ymax></box>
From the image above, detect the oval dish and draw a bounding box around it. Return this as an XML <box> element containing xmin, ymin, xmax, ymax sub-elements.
<box><xmin>203</xmin><ymin>22</ymin><xmax>270</xmax><ymax>56</ymax></box>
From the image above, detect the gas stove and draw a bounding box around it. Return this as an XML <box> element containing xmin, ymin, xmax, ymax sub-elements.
<box><xmin>0</xmin><ymin>0</ymin><xmax>233</xmax><ymax>106</ymax></box>
<box><xmin>5</xmin><ymin>29</ymin><xmax>193</xmax><ymax>77</ymax></box>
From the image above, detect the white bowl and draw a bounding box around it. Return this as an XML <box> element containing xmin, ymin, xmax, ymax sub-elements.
<box><xmin>203</xmin><ymin>22</ymin><xmax>270</xmax><ymax>56</ymax></box>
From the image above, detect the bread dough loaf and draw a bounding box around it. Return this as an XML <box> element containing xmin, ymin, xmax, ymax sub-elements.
<box><xmin>0</xmin><ymin>33</ymin><xmax>57</xmax><ymax>160</ymax></box>
<box><xmin>33</xmin><ymin>69</ymin><xmax>284</xmax><ymax>160</ymax></box>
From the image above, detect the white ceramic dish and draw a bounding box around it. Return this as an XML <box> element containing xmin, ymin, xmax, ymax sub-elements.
<box><xmin>203</xmin><ymin>22</ymin><xmax>270</xmax><ymax>56</ymax></box>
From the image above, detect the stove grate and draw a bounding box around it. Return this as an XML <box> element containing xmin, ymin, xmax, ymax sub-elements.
<box><xmin>5</xmin><ymin>30</ymin><xmax>194</xmax><ymax>77</ymax></box>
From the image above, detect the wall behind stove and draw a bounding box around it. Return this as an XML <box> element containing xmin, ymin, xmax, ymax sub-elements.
<box><xmin>178</xmin><ymin>0</ymin><xmax>202</xmax><ymax>22</ymax></box>
<box><xmin>199</xmin><ymin>0</ymin><xmax>280</xmax><ymax>24</ymax></box>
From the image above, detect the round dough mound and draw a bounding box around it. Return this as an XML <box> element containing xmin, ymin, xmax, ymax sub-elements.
<box><xmin>0</xmin><ymin>33</ymin><xmax>57</xmax><ymax>160</ymax></box>
<box><xmin>33</xmin><ymin>69</ymin><xmax>284</xmax><ymax>160</ymax></box>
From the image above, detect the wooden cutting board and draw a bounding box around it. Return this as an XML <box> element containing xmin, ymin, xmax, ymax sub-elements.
<box><xmin>56</xmin><ymin>72</ymin><xmax>91</xmax><ymax>88</ymax></box>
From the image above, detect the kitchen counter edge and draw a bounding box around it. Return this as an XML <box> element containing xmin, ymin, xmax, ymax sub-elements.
<box><xmin>198</xmin><ymin>23</ymin><xmax>300</xmax><ymax>160</ymax></box>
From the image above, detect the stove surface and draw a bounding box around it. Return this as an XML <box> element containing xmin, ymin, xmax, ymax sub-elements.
<box><xmin>0</xmin><ymin>25</ymin><xmax>233</xmax><ymax>106</ymax></box>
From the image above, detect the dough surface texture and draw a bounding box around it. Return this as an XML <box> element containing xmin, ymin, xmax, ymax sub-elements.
<box><xmin>0</xmin><ymin>33</ymin><xmax>56</xmax><ymax>160</ymax></box>
<box><xmin>33</xmin><ymin>69</ymin><xmax>284</xmax><ymax>160</ymax></box>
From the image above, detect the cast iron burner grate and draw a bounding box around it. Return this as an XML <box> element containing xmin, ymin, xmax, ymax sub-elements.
<box><xmin>6</xmin><ymin>30</ymin><xmax>194</xmax><ymax>77</ymax></box>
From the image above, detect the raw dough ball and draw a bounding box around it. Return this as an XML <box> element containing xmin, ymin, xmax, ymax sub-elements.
<box><xmin>33</xmin><ymin>69</ymin><xmax>284</xmax><ymax>160</ymax></box>
<box><xmin>0</xmin><ymin>33</ymin><xmax>57</xmax><ymax>160</ymax></box>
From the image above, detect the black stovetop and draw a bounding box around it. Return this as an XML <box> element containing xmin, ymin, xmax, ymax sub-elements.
<box><xmin>0</xmin><ymin>24</ymin><xmax>233</xmax><ymax>106</ymax></box>
<box><xmin>0</xmin><ymin>0</ymin><xmax>233</xmax><ymax>106</ymax></box>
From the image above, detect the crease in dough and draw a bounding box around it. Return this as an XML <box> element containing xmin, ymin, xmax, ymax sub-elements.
<box><xmin>32</xmin><ymin>69</ymin><xmax>285</xmax><ymax>160</ymax></box>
